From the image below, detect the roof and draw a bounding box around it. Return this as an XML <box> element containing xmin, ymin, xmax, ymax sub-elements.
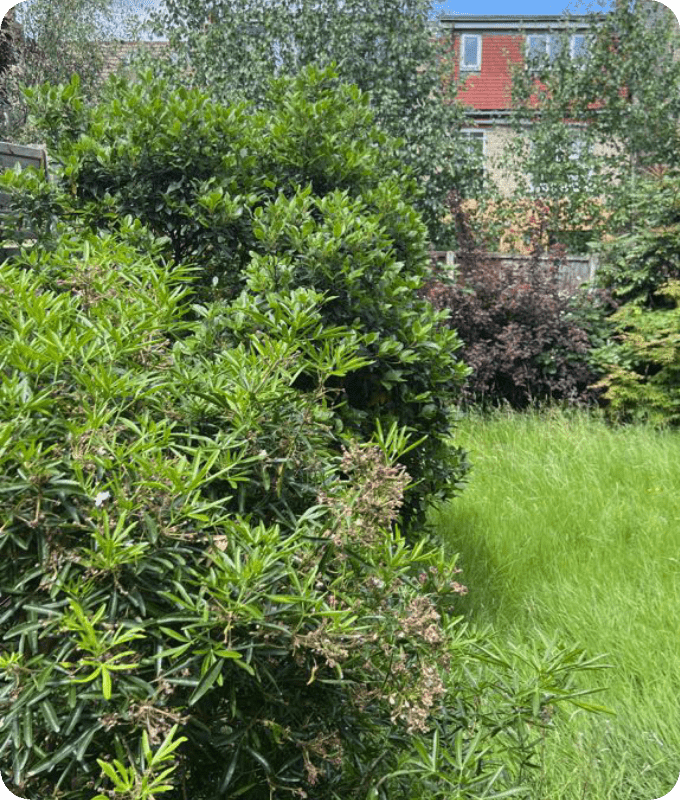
<box><xmin>440</xmin><ymin>14</ymin><xmax>598</xmax><ymax>31</ymax></box>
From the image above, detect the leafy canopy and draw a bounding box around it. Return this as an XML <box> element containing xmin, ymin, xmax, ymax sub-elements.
<box><xmin>22</xmin><ymin>64</ymin><xmax>470</xmax><ymax>527</ymax></box>
<box><xmin>0</xmin><ymin>0</ymin><xmax>143</xmax><ymax>140</ymax></box>
<box><xmin>147</xmin><ymin>0</ymin><xmax>476</xmax><ymax>245</ymax></box>
<box><xmin>499</xmin><ymin>0</ymin><xmax>680</xmax><ymax>245</ymax></box>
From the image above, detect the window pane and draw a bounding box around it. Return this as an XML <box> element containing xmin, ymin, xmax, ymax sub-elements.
<box><xmin>462</xmin><ymin>35</ymin><xmax>479</xmax><ymax>69</ymax></box>
<box><xmin>460</xmin><ymin>130</ymin><xmax>485</xmax><ymax>194</ymax></box>
<box><xmin>528</xmin><ymin>35</ymin><xmax>547</xmax><ymax>60</ymax></box>
<box><xmin>462</xmin><ymin>131</ymin><xmax>484</xmax><ymax>156</ymax></box>
<box><xmin>571</xmin><ymin>34</ymin><xmax>587</xmax><ymax>59</ymax></box>
<box><xmin>548</xmin><ymin>34</ymin><xmax>563</xmax><ymax>61</ymax></box>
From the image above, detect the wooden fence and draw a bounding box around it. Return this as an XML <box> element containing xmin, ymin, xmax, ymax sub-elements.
<box><xmin>430</xmin><ymin>250</ymin><xmax>598</xmax><ymax>295</ymax></box>
<box><xmin>0</xmin><ymin>141</ymin><xmax>49</xmax><ymax>253</ymax></box>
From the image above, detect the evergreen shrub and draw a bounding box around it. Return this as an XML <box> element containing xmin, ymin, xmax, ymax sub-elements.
<box><xmin>592</xmin><ymin>174</ymin><xmax>680</xmax><ymax>424</ymax></box>
<box><xmin>0</xmin><ymin>227</ymin><xmax>605</xmax><ymax>799</ymax></box>
<box><xmin>593</xmin><ymin>281</ymin><xmax>680</xmax><ymax>425</ymax></box>
<box><xmin>17</xmin><ymin>65</ymin><xmax>471</xmax><ymax>527</ymax></box>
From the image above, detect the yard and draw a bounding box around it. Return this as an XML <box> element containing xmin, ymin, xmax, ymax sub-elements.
<box><xmin>434</xmin><ymin>409</ymin><xmax>680</xmax><ymax>800</ymax></box>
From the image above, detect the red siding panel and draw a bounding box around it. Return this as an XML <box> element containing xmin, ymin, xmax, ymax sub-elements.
<box><xmin>454</xmin><ymin>34</ymin><xmax>524</xmax><ymax>111</ymax></box>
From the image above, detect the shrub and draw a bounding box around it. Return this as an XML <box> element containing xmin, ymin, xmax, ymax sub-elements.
<box><xmin>0</xmin><ymin>228</ymin><xmax>604</xmax><ymax>800</ymax></box>
<box><xmin>596</xmin><ymin>172</ymin><xmax>680</xmax><ymax>307</ymax></box>
<box><xmin>593</xmin><ymin>281</ymin><xmax>680</xmax><ymax>425</ymax></box>
<box><xmin>424</xmin><ymin>250</ymin><xmax>600</xmax><ymax>409</ymax></box>
<box><xmin>591</xmin><ymin>173</ymin><xmax>680</xmax><ymax>424</ymax></box>
<box><xmin>15</xmin><ymin>65</ymin><xmax>470</xmax><ymax>527</ymax></box>
<box><xmin>599</xmin><ymin>222</ymin><xmax>680</xmax><ymax>308</ymax></box>
<box><xmin>27</xmin><ymin>69</ymin><xmax>401</xmax><ymax>296</ymax></box>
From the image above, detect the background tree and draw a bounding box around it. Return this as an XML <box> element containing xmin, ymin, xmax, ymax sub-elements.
<box><xmin>0</xmin><ymin>0</ymin><xmax>142</xmax><ymax>140</ymax></box>
<box><xmin>148</xmin><ymin>0</ymin><xmax>477</xmax><ymax>245</ymax></box>
<box><xmin>499</xmin><ymin>0</ymin><xmax>680</xmax><ymax>249</ymax></box>
<box><xmin>497</xmin><ymin>0</ymin><xmax>680</xmax><ymax>422</ymax></box>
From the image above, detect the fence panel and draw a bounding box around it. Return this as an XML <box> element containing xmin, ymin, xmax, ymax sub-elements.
<box><xmin>430</xmin><ymin>250</ymin><xmax>597</xmax><ymax>294</ymax></box>
<box><xmin>0</xmin><ymin>141</ymin><xmax>49</xmax><ymax>250</ymax></box>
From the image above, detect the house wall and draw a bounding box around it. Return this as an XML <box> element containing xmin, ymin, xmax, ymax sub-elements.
<box><xmin>483</xmin><ymin>125</ymin><xmax>519</xmax><ymax>195</ymax></box>
<box><xmin>454</xmin><ymin>34</ymin><xmax>523</xmax><ymax>111</ymax></box>
<box><xmin>479</xmin><ymin>126</ymin><xmax>620</xmax><ymax>198</ymax></box>
<box><xmin>444</xmin><ymin>18</ymin><xmax>604</xmax><ymax>204</ymax></box>
<box><xmin>468</xmin><ymin>128</ymin><xmax>619</xmax><ymax>254</ymax></box>
<box><xmin>99</xmin><ymin>41</ymin><xmax>169</xmax><ymax>83</ymax></box>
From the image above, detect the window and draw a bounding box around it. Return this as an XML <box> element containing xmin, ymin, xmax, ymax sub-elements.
<box><xmin>527</xmin><ymin>32</ymin><xmax>589</xmax><ymax>68</ymax></box>
<box><xmin>462</xmin><ymin>129</ymin><xmax>485</xmax><ymax>155</ymax></box>
<box><xmin>526</xmin><ymin>34</ymin><xmax>561</xmax><ymax>66</ymax></box>
<box><xmin>460</xmin><ymin>129</ymin><xmax>485</xmax><ymax>192</ymax></box>
<box><xmin>528</xmin><ymin>131</ymin><xmax>592</xmax><ymax>196</ymax></box>
<box><xmin>460</xmin><ymin>34</ymin><xmax>481</xmax><ymax>71</ymax></box>
<box><xmin>570</xmin><ymin>34</ymin><xmax>588</xmax><ymax>61</ymax></box>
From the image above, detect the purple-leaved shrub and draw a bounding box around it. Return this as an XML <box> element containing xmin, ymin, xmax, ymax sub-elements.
<box><xmin>425</xmin><ymin>196</ymin><xmax>602</xmax><ymax>409</ymax></box>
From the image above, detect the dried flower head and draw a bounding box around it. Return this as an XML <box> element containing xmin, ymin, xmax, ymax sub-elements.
<box><xmin>317</xmin><ymin>444</ymin><xmax>410</xmax><ymax>549</ymax></box>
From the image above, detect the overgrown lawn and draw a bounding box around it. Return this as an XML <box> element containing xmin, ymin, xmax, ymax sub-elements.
<box><xmin>434</xmin><ymin>409</ymin><xmax>680</xmax><ymax>800</ymax></box>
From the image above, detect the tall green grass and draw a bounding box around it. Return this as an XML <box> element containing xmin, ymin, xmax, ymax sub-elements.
<box><xmin>434</xmin><ymin>409</ymin><xmax>680</xmax><ymax>800</ymax></box>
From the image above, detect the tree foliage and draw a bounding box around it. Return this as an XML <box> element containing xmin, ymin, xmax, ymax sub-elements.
<box><xmin>591</xmin><ymin>171</ymin><xmax>680</xmax><ymax>424</ymax></box>
<box><xmin>147</xmin><ymin>0</ymin><xmax>476</xmax><ymax>245</ymax></box>
<box><xmin>0</xmin><ymin>0</ymin><xmax>141</xmax><ymax>140</ymax></box>
<box><xmin>596</xmin><ymin>170</ymin><xmax>680</xmax><ymax>305</ymax></box>
<box><xmin>500</xmin><ymin>0</ymin><xmax>680</xmax><ymax>244</ymax></box>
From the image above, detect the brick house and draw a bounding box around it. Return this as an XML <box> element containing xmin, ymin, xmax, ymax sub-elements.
<box><xmin>439</xmin><ymin>14</ymin><xmax>596</xmax><ymax>197</ymax></box>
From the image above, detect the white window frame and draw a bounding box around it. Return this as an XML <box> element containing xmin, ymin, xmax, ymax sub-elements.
<box><xmin>460</xmin><ymin>34</ymin><xmax>482</xmax><ymax>71</ymax></box>
<box><xmin>526</xmin><ymin>33</ymin><xmax>562</xmax><ymax>66</ymax></box>
<box><xmin>461</xmin><ymin>128</ymin><xmax>486</xmax><ymax>157</ymax></box>
<box><xmin>527</xmin><ymin>128</ymin><xmax>591</xmax><ymax>196</ymax></box>
<box><xmin>527</xmin><ymin>32</ymin><xmax>589</xmax><ymax>68</ymax></box>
